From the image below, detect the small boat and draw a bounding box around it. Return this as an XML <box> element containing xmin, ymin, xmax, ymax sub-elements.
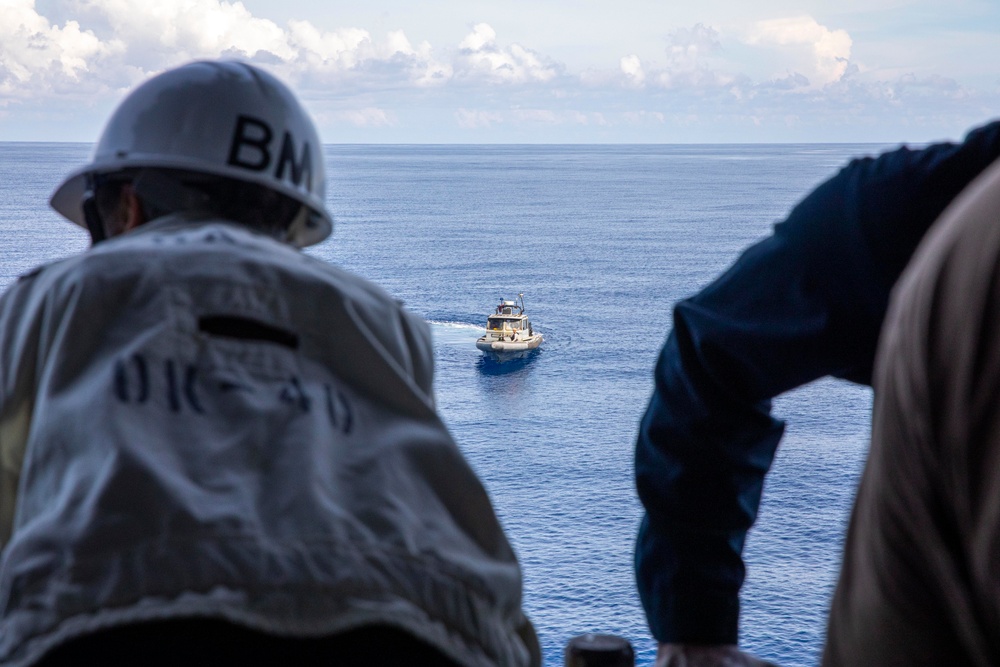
<box><xmin>476</xmin><ymin>293</ymin><xmax>543</xmax><ymax>358</ymax></box>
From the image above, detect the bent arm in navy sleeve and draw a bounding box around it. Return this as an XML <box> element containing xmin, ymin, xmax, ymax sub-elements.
<box><xmin>634</xmin><ymin>120</ymin><xmax>1000</xmax><ymax>645</ymax></box>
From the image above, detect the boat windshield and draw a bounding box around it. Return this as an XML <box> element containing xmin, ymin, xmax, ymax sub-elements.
<box><xmin>487</xmin><ymin>317</ymin><xmax>521</xmax><ymax>330</ymax></box>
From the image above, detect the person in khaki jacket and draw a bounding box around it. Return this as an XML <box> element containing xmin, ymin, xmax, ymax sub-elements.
<box><xmin>0</xmin><ymin>60</ymin><xmax>539</xmax><ymax>667</ymax></box>
<box><xmin>822</xmin><ymin>157</ymin><xmax>1000</xmax><ymax>666</ymax></box>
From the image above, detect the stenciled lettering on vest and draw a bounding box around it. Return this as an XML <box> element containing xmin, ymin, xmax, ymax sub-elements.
<box><xmin>279</xmin><ymin>376</ymin><xmax>310</xmax><ymax>412</ymax></box>
<box><xmin>227</xmin><ymin>114</ymin><xmax>312</xmax><ymax>187</ymax></box>
<box><xmin>113</xmin><ymin>353</ymin><xmax>353</xmax><ymax>434</ymax></box>
<box><xmin>114</xmin><ymin>354</ymin><xmax>149</xmax><ymax>404</ymax></box>
<box><xmin>165</xmin><ymin>359</ymin><xmax>205</xmax><ymax>414</ymax></box>
<box><xmin>324</xmin><ymin>385</ymin><xmax>354</xmax><ymax>434</ymax></box>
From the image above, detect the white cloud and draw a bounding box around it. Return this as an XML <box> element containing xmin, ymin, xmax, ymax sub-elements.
<box><xmin>666</xmin><ymin>23</ymin><xmax>723</xmax><ymax>69</ymax></box>
<box><xmin>600</xmin><ymin>23</ymin><xmax>737</xmax><ymax>91</ymax></box>
<box><xmin>615</xmin><ymin>24</ymin><xmax>735</xmax><ymax>91</ymax></box>
<box><xmin>285</xmin><ymin>21</ymin><xmax>370</xmax><ymax>68</ymax></box>
<box><xmin>620</xmin><ymin>55</ymin><xmax>645</xmax><ymax>87</ymax></box>
<box><xmin>86</xmin><ymin>0</ymin><xmax>294</xmax><ymax>62</ymax></box>
<box><xmin>655</xmin><ymin>27</ymin><xmax>735</xmax><ymax>89</ymax></box>
<box><xmin>744</xmin><ymin>16</ymin><xmax>852</xmax><ymax>87</ymax></box>
<box><xmin>0</xmin><ymin>0</ymin><xmax>124</xmax><ymax>103</ymax></box>
<box><xmin>603</xmin><ymin>19</ymin><xmax>852</xmax><ymax>97</ymax></box>
<box><xmin>458</xmin><ymin>23</ymin><xmax>494</xmax><ymax>52</ymax></box>
<box><xmin>455</xmin><ymin>22</ymin><xmax>560</xmax><ymax>84</ymax></box>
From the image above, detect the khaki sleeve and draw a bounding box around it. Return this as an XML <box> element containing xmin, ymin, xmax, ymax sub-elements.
<box><xmin>0</xmin><ymin>401</ymin><xmax>31</xmax><ymax>547</ymax></box>
<box><xmin>0</xmin><ymin>273</ymin><xmax>47</xmax><ymax>549</ymax></box>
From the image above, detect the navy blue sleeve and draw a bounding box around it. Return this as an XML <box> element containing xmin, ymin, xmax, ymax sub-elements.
<box><xmin>634</xmin><ymin>120</ymin><xmax>1000</xmax><ymax>645</ymax></box>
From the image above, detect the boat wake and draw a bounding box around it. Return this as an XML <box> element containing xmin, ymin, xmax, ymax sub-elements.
<box><xmin>426</xmin><ymin>320</ymin><xmax>482</xmax><ymax>329</ymax></box>
<box><xmin>428</xmin><ymin>320</ymin><xmax>484</xmax><ymax>348</ymax></box>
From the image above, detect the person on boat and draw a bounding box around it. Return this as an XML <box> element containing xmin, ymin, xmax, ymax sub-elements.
<box><xmin>822</xmin><ymin>131</ymin><xmax>1000</xmax><ymax>667</ymax></box>
<box><xmin>635</xmin><ymin>119</ymin><xmax>1000</xmax><ymax>666</ymax></box>
<box><xmin>0</xmin><ymin>60</ymin><xmax>539</xmax><ymax>667</ymax></box>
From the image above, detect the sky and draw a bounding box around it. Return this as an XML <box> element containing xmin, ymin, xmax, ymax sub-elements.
<box><xmin>1</xmin><ymin>0</ymin><xmax>999</xmax><ymax>143</ymax></box>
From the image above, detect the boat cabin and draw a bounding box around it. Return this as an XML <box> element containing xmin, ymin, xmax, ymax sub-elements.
<box><xmin>486</xmin><ymin>315</ymin><xmax>529</xmax><ymax>332</ymax></box>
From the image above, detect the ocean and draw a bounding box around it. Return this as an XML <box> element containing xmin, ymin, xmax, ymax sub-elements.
<box><xmin>0</xmin><ymin>142</ymin><xmax>888</xmax><ymax>666</ymax></box>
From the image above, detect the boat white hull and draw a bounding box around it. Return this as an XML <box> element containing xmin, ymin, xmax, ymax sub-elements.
<box><xmin>475</xmin><ymin>335</ymin><xmax>543</xmax><ymax>356</ymax></box>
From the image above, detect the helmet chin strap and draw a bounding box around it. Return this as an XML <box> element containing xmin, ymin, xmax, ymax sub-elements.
<box><xmin>82</xmin><ymin>175</ymin><xmax>107</xmax><ymax>245</ymax></box>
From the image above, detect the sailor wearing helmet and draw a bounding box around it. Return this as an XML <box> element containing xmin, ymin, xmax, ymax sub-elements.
<box><xmin>0</xmin><ymin>61</ymin><xmax>539</xmax><ymax>667</ymax></box>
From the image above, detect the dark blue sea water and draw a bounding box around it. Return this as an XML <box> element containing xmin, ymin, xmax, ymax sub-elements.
<box><xmin>0</xmin><ymin>142</ymin><xmax>888</xmax><ymax>667</ymax></box>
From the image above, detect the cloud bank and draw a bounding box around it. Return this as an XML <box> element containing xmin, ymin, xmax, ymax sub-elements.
<box><xmin>1</xmin><ymin>1</ymin><xmax>562</xmax><ymax>99</ymax></box>
<box><xmin>0</xmin><ymin>0</ymin><xmax>993</xmax><ymax>141</ymax></box>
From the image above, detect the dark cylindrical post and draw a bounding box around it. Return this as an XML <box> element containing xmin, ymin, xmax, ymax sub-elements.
<box><xmin>564</xmin><ymin>633</ymin><xmax>635</xmax><ymax>667</ymax></box>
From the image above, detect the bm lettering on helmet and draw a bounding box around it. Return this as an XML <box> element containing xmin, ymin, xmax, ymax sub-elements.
<box><xmin>227</xmin><ymin>115</ymin><xmax>272</xmax><ymax>170</ymax></box>
<box><xmin>275</xmin><ymin>133</ymin><xmax>312</xmax><ymax>186</ymax></box>
<box><xmin>227</xmin><ymin>114</ymin><xmax>312</xmax><ymax>187</ymax></box>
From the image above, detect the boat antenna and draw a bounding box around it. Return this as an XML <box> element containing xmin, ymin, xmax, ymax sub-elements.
<box><xmin>518</xmin><ymin>292</ymin><xmax>525</xmax><ymax>313</ymax></box>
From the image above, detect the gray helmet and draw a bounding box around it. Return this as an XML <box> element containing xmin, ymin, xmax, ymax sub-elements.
<box><xmin>50</xmin><ymin>60</ymin><xmax>332</xmax><ymax>247</ymax></box>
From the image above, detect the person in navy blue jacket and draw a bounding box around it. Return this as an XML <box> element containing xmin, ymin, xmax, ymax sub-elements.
<box><xmin>634</xmin><ymin>120</ymin><xmax>1000</xmax><ymax>667</ymax></box>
